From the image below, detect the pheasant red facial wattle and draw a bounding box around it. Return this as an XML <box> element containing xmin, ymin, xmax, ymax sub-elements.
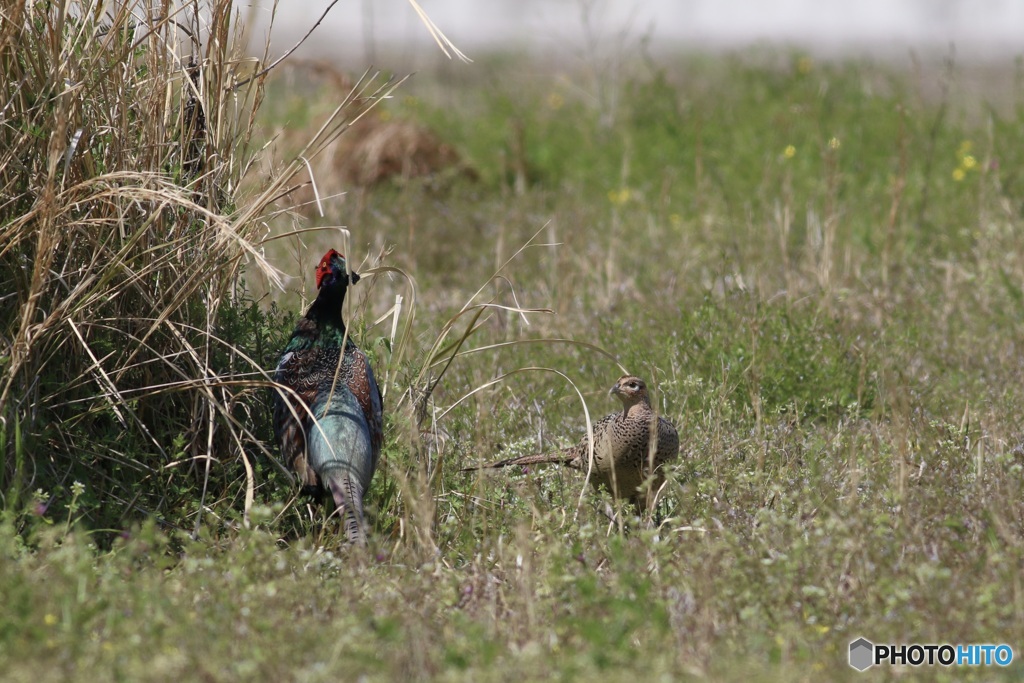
<box><xmin>315</xmin><ymin>249</ymin><xmax>343</xmax><ymax>289</ymax></box>
<box><xmin>314</xmin><ymin>249</ymin><xmax>361</xmax><ymax>290</ymax></box>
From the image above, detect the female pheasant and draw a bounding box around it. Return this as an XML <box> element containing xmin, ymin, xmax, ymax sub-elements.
<box><xmin>272</xmin><ymin>249</ymin><xmax>383</xmax><ymax>544</ymax></box>
<box><xmin>465</xmin><ymin>375</ymin><xmax>679</xmax><ymax>511</ymax></box>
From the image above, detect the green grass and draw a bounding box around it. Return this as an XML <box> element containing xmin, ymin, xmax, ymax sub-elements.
<box><xmin>5</xmin><ymin>3</ymin><xmax>1024</xmax><ymax>678</ymax></box>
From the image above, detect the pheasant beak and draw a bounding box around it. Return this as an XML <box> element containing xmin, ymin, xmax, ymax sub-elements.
<box><xmin>609</xmin><ymin>381</ymin><xmax>622</xmax><ymax>396</ymax></box>
<box><xmin>349</xmin><ymin>270</ymin><xmax>360</xmax><ymax>285</ymax></box>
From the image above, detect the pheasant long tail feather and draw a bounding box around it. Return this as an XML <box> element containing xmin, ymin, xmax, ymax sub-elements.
<box><xmin>325</xmin><ymin>470</ymin><xmax>367</xmax><ymax>545</ymax></box>
<box><xmin>462</xmin><ymin>450</ymin><xmax>575</xmax><ymax>472</ymax></box>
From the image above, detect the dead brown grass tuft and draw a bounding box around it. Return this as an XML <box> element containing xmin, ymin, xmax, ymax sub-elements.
<box><xmin>337</xmin><ymin>116</ymin><xmax>469</xmax><ymax>187</ymax></box>
<box><xmin>271</xmin><ymin>62</ymin><xmax>475</xmax><ymax>216</ymax></box>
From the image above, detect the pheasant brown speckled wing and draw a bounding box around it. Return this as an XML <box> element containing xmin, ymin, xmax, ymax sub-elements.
<box><xmin>338</xmin><ymin>344</ymin><xmax>384</xmax><ymax>468</ymax></box>
<box><xmin>272</xmin><ymin>343</ymin><xmax>330</xmax><ymax>488</ymax></box>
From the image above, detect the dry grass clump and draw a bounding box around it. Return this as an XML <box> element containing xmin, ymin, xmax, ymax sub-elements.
<box><xmin>271</xmin><ymin>61</ymin><xmax>474</xmax><ymax>217</ymax></box>
<box><xmin>338</xmin><ymin>116</ymin><xmax>469</xmax><ymax>187</ymax></box>
<box><xmin>0</xmin><ymin>0</ymin><xmax>305</xmax><ymax>535</ymax></box>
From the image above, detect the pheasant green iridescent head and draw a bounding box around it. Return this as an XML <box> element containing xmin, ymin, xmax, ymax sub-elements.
<box><xmin>315</xmin><ymin>249</ymin><xmax>360</xmax><ymax>292</ymax></box>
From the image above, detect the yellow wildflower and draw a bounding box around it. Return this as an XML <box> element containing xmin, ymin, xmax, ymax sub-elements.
<box><xmin>961</xmin><ymin>154</ymin><xmax>977</xmax><ymax>170</ymax></box>
<box><xmin>607</xmin><ymin>188</ymin><xmax>631</xmax><ymax>206</ymax></box>
<box><xmin>828</xmin><ymin>137</ymin><xmax>841</xmax><ymax>150</ymax></box>
<box><xmin>783</xmin><ymin>145</ymin><xmax>796</xmax><ymax>159</ymax></box>
<box><xmin>44</xmin><ymin>614</ymin><xmax>58</xmax><ymax>626</ymax></box>
<box><xmin>952</xmin><ymin>168</ymin><xmax>966</xmax><ymax>181</ymax></box>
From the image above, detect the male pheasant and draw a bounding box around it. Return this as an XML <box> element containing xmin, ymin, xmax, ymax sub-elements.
<box><xmin>272</xmin><ymin>249</ymin><xmax>383</xmax><ymax>544</ymax></box>
<box><xmin>466</xmin><ymin>375</ymin><xmax>679</xmax><ymax>511</ymax></box>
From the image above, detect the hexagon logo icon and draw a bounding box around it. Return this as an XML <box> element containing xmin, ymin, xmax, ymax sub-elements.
<box><xmin>849</xmin><ymin>637</ymin><xmax>874</xmax><ymax>671</ymax></box>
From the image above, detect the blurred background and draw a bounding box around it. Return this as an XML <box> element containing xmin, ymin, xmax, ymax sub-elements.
<box><xmin>244</xmin><ymin>0</ymin><xmax>1023</xmax><ymax>64</ymax></box>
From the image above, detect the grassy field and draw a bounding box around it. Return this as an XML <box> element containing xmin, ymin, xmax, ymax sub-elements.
<box><xmin>4</xmin><ymin>2</ymin><xmax>1024</xmax><ymax>680</ymax></box>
